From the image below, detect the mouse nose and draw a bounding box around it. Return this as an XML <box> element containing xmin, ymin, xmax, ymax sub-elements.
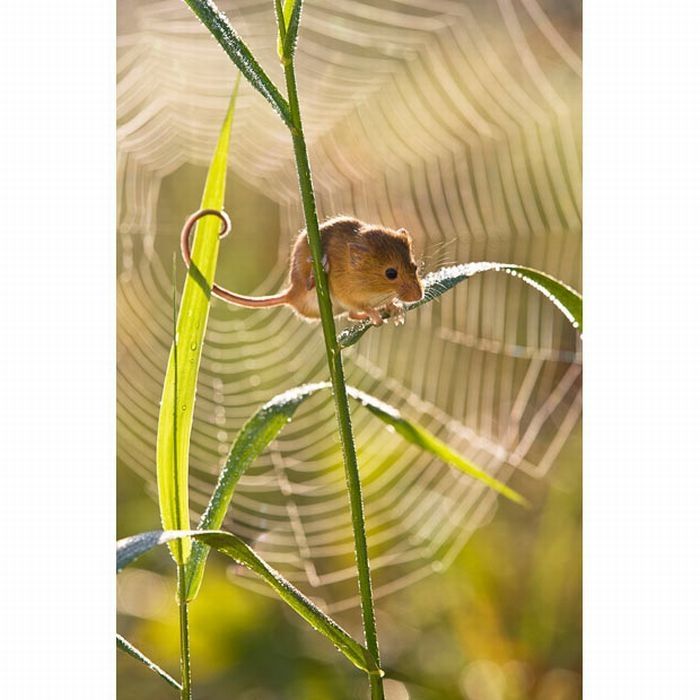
<box><xmin>400</xmin><ymin>281</ymin><xmax>424</xmax><ymax>303</ymax></box>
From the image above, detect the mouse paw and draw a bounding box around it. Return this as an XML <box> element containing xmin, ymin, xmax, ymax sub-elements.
<box><xmin>321</xmin><ymin>253</ymin><xmax>330</xmax><ymax>273</ymax></box>
<box><xmin>367</xmin><ymin>308</ymin><xmax>384</xmax><ymax>326</ymax></box>
<box><xmin>392</xmin><ymin>308</ymin><xmax>406</xmax><ymax>326</ymax></box>
<box><xmin>385</xmin><ymin>301</ymin><xmax>406</xmax><ymax>326</ymax></box>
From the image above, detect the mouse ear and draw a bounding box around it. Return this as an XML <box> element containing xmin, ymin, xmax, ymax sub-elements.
<box><xmin>396</xmin><ymin>227</ymin><xmax>408</xmax><ymax>237</ymax></box>
<box><xmin>348</xmin><ymin>241</ymin><xmax>369</xmax><ymax>268</ymax></box>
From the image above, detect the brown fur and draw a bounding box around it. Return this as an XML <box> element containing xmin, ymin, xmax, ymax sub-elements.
<box><xmin>286</xmin><ymin>217</ymin><xmax>423</xmax><ymax>323</ymax></box>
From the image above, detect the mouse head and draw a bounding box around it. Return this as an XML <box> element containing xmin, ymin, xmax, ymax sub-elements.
<box><xmin>349</xmin><ymin>226</ymin><xmax>424</xmax><ymax>305</ymax></box>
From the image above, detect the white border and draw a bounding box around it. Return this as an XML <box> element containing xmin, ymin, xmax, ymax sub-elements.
<box><xmin>585</xmin><ymin>1</ymin><xmax>700</xmax><ymax>696</ymax></box>
<box><xmin>0</xmin><ymin>1</ymin><xmax>115</xmax><ymax>696</ymax></box>
<box><xmin>2</xmin><ymin>0</ymin><xmax>700</xmax><ymax>697</ymax></box>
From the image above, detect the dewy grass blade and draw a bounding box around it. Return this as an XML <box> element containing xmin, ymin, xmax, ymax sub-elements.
<box><xmin>182</xmin><ymin>380</ymin><xmax>524</xmax><ymax>601</ymax></box>
<box><xmin>117</xmin><ymin>530</ymin><xmax>183</xmax><ymax>572</ymax></box>
<box><xmin>156</xmin><ymin>80</ymin><xmax>239</xmax><ymax>564</ymax></box>
<box><xmin>338</xmin><ymin>262</ymin><xmax>583</xmax><ymax>349</ymax></box>
<box><xmin>117</xmin><ymin>530</ymin><xmax>380</xmax><ymax>676</ymax></box>
<box><xmin>279</xmin><ymin>0</ymin><xmax>303</xmax><ymax>60</ymax></box>
<box><xmin>184</xmin><ymin>0</ymin><xmax>292</xmax><ymax>126</ymax></box>
<box><xmin>117</xmin><ymin>634</ymin><xmax>182</xmax><ymax>691</ymax></box>
<box><xmin>346</xmin><ymin>388</ymin><xmax>528</xmax><ymax>507</ymax></box>
<box><xmin>184</xmin><ymin>382</ymin><xmax>331</xmax><ymax>600</ymax></box>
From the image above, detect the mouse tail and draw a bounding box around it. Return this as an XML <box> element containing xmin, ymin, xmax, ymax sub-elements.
<box><xmin>179</xmin><ymin>210</ymin><xmax>291</xmax><ymax>309</ymax></box>
<box><xmin>213</xmin><ymin>285</ymin><xmax>290</xmax><ymax>308</ymax></box>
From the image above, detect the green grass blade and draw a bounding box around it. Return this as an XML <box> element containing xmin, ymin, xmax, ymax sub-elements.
<box><xmin>197</xmin><ymin>531</ymin><xmax>380</xmax><ymax>675</ymax></box>
<box><xmin>117</xmin><ymin>530</ymin><xmax>380</xmax><ymax>676</ymax></box>
<box><xmin>277</xmin><ymin>0</ymin><xmax>303</xmax><ymax>60</ymax></box>
<box><xmin>496</xmin><ymin>264</ymin><xmax>582</xmax><ymax>329</ymax></box>
<box><xmin>345</xmin><ymin>388</ymin><xmax>528</xmax><ymax>507</ymax></box>
<box><xmin>117</xmin><ymin>634</ymin><xmax>182</xmax><ymax>691</ymax></box>
<box><xmin>338</xmin><ymin>262</ymin><xmax>583</xmax><ymax>349</ymax></box>
<box><xmin>156</xmin><ymin>81</ymin><xmax>239</xmax><ymax>564</ymax></box>
<box><xmin>184</xmin><ymin>382</ymin><xmax>331</xmax><ymax>600</ymax></box>
<box><xmin>181</xmin><ymin>379</ymin><xmax>522</xmax><ymax>599</ymax></box>
<box><xmin>274</xmin><ymin>0</ymin><xmax>286</xmax><ymax>59</ymax></box>
<box><xmin>184</xmin><ymin>0</ymin><xmax>292</xmax><ymax>126</ymax></box>
<box><xmin>117</xmin><ymin>530</ymin><xmax>191</xmax><ymax>572</ymax></box>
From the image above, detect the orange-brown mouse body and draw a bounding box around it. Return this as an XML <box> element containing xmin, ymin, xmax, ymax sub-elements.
<box><xmin>181</xmin><ymin>214</ymin><xmax>424</xmax><ymax>325</ymax></box>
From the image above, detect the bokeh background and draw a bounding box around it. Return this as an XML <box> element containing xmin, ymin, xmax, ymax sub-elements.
<box><xmin>117</xmin><ymin>0</ymin><xmax>581</xmax><ymax>698</ymax></box>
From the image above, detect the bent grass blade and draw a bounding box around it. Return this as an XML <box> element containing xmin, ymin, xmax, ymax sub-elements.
<box><xmin>117</xmin><ymin>530</ymin><xmax>380</xmax><ymax>676</ymax></box>
<box><xmin>184</xmin><ymin>382</ymin><xmax>331</xmax><ymax>600</ymax></box>
<box><xmin>183</xmin><ymin>381</ymin><xmax>526</xmax><ymax>601</ymax></box>
<box><xmin>338</xmin><ymin>262</ymin><xmax>583</xmax><ymax>349</ymax></box>
<box><xmin>345</xmin><ymin>388</ymin><xmax>528</xmax><ymax>507</ymax></box>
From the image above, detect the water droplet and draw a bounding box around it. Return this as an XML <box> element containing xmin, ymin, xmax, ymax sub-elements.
<box><xmin>190</xmin><ymin>342</ymin><xmax>197</xmax><ymax>351</ymax></box>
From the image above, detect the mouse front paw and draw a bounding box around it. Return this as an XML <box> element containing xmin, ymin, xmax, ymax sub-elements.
<box><xmin>385</xmin><ymin>301</ymin><xmax>406</xmax><ymax>326</ymax></box>
<box><xmin>365</xmin><ymin>307</ymin><xmax>385</xmax><ymax>326</ymax></box>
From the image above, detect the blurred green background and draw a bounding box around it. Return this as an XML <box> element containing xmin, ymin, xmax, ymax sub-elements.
<box><xmin>118</xmin><ymin>0</ymin><xmax>581</xmax><ymax>697</ymax></box>
<box><xmin>118</xmin><ymin>426</ymin><xmax>580</xmax><ymax>699</ymax></box>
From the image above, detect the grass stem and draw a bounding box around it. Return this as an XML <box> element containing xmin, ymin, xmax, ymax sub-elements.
<box><xmin>177</xmin><ymin>564</ymin><xmax>192</xmax><ymax>699</ymax></box>
<box><xmin>282</xmin><ymin>55</ymin><xmax>385</xmax><ymax>699</ymax></box>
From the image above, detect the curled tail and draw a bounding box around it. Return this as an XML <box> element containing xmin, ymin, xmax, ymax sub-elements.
<box><xmin>180</xmin><ymin>208</ymin><xmax>290</xmax><ymax>310</ymax></box>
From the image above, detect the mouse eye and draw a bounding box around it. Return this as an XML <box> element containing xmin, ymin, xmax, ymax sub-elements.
<box><xmin>385</xmin><ymin>267</ymin><xmax>398</xmax><ymax>280</ymax></box>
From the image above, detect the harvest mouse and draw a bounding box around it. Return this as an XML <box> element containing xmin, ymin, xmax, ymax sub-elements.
<box><xmin>180</xmin><ymin>213</ymin><xmax>424</xmax><ymax>326</ymax></box>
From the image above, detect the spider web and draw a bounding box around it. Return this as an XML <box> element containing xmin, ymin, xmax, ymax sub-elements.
<box><xmin>117</xmin><ymin>0</ymin><xmax>581</xmax><ymax>612</ymax></box>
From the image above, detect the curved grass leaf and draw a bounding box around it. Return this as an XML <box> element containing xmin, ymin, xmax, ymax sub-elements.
<box><xmin>338</xmin><ymin>262</ymin><xmax>583</xmax><ymax>349</ymax></box>
<box><xmin>117</xmin><ymin>530</ymin><xmax>380</xmax><ymax>676</ymax></box>
<box><xmin>156</xmin><ymin>82</ymin><xmax>239</xmax><ymax>564</ymax></box>
<box><xmin>117</xmin><ymin>634</ymin><xmax>182</xmax><ymax>691</ymax></box>
<box><xmin>345</xmin><ymin>388</ymin><xmax>528</xmax><ymax>507</ymax></box>
<box><xmin>184</xmin><ymin>382</ymin><xmax>331</xmax><ymax>600</ymax></box>
<box><xmin>184</xmin><ymin>0</ymin><xmax>292</xmax><ymax>126</ymax></box>
<box><xmin>181</xmin><ymin>381</ymin><xmax>525</xmax><ymax>600</ymax></box>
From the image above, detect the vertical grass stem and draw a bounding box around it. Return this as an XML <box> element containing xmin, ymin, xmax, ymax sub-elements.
<box><xmin>177</xmin><ymin>564</ymin><xmax>192</xmax><ymax>698</ymax></box>
<box><xmin>282</xmin><ymin>58</ymin><xmax>385</xmax><ymax>700</ymax></box>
